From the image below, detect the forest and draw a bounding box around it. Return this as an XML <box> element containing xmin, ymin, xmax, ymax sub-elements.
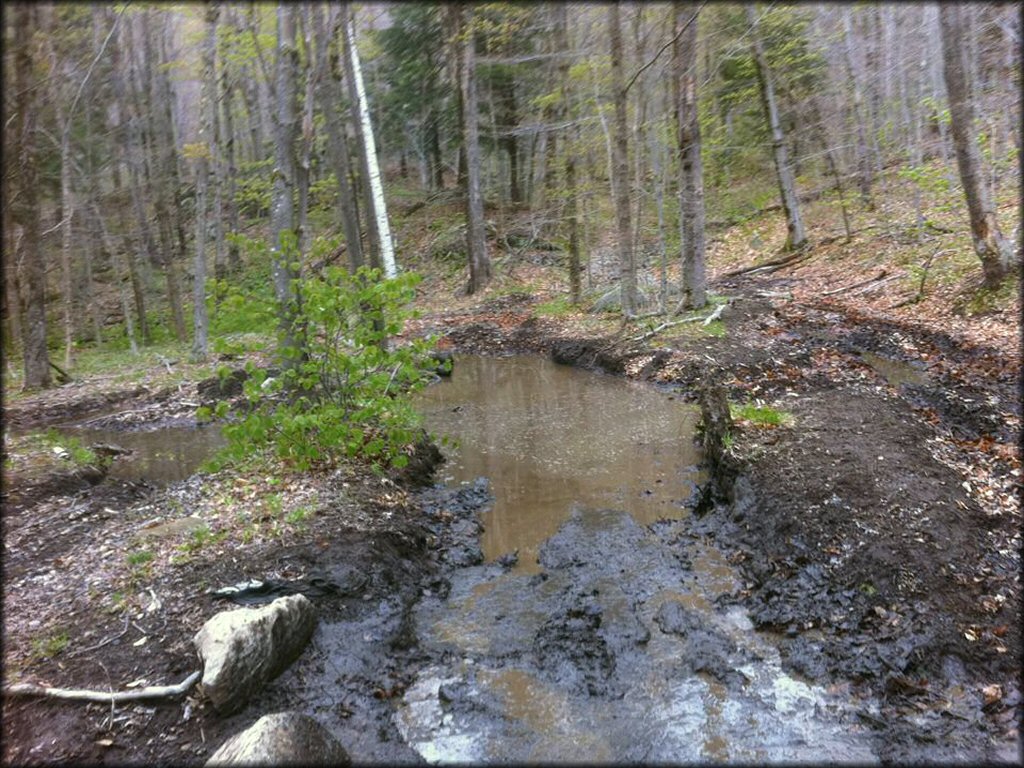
<box><xmin>2</xmin><ymin>2</ymin><xmax>1021</xmax><ymax>765</ymax></box>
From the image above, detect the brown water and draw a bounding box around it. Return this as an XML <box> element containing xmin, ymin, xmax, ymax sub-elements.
<box><xmin>61</xmin><ymin>423</ymin><xmax>226</xmax><ymax>485</ymax></box>
<box><xmin>415</xmin><ymin>355</ymin><xmax>704</xmax><ymax>572</ymax></box>
<box><xmin>859</xmin><ymin>351</ymin><xmax>928</xmax><ymax>388</ymax></box>
<box><xmin>403</xmin><ymin>355</ymin><xmax>879</xmax><ymax>763</ymax></box>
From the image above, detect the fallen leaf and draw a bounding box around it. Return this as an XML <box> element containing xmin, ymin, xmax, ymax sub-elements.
<box><xmin>982</xmin><ymin>684</ymin><xmax>1003</xmax><ymax>707</ymax></box>
<box><xmin>133</xmin><ymin>636</ymin><xmax>147</xmax><ymax>647</ymax></box>
<box><xmin>95</xmin><ymin>739</ymin><xmax>113</xmax><ymax>747</ymax></box>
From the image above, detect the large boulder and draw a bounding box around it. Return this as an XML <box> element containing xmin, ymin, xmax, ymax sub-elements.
<box><xmin>205</xmin><ymin>711</ymin><xmax>350</xmax><ymax>766</ymax></box>
<box><xmin>194</xmin><ymin>594</ymin><xmax>317</xmax><ymax>715</ymax></box>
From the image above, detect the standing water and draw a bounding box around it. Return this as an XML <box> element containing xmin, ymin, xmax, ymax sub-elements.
<box><xmin>406</xmin><ymin>355</ymin><xmax>877</xmax><ymax>763</ymax></box>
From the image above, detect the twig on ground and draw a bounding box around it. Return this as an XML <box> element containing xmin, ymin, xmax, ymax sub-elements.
<box><xmin>822</xmin><ymin>269</ymin><xmax>887</xmax><ymax>296</ymax></box>
<box><xmin>3</xmin><ymin>671</ymin><xmax>201</xmax><ymax>704</ymax></box>
<box><xmin>68</xmin><ymin>615</ymin><xmax>130</xmax><ymax>658</ymax></box>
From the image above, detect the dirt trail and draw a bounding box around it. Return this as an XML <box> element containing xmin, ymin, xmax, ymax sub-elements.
<box><xmin>1</xmin><ymin>274</ymin><xmax>1019</xmax><ymax>764</ymax></box>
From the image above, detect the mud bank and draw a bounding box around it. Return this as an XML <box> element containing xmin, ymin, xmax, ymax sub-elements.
<box><xmin>420</xmin><ymin>288</ymin><xmax>1020</xmax><ymax>762</ymax></box>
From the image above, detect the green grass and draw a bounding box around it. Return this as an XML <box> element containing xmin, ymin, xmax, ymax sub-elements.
<box><xmin>533</xmin><ymin>295</ymin><xmax>576</xmax><ymax>317</ymax></box>
<box><xmin>126</xmin><ymin>549</ymin><xmax>155</xmax><ymax>566</ymax></box>
<box><xmin>30</xmin><ymin>630</ymin><xmax>69</xmax><ymax>660</ymax></box>
<box><xmin>730</xmin><ymin>402</ymin><xmax>793</xmax><ymax>427</ymax></box>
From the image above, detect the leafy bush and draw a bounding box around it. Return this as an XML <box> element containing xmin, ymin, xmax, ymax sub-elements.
<box><xmin>202</xmin><ymin>266</ymin><xmax>437</xmax><ymax>472</ymax></box>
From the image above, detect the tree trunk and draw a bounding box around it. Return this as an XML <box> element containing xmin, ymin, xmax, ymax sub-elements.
<box><xmin>554</xmin><ymin>5</ymin><xmax>580</xmax><ymax>304</ymax></box>
<box><xmin>674</xmin><ymin>2</ymin><xmax>707</xmax><ymax>310</ymax></box>
<box><xmin>460</xmin><ymin>7</ymin><xmax>491</xmax><ymax>294</ymax></box>
<box><xmin>220</xmin><ymin>62</ymin><xmax>242</xmax><ymax>273</ymax></box>
<box><xmin>193</xmin><ymin>4</ymin><xmax>218</xmax><ymax>362</ymax></box>
<box><xmin>746</xmin><ymin>4</ymin><xmax>806</xmax><ymax>251</ymax></box>
<box><xmin>311</xmin><ymin>4</ymin><xmax>364</xmax><ymax>273</ymax></box>
<box><xmin>271</xmin><ymin>4</ymin><xmax>303</xmax><ymax>366</ymax></box>
<box><xmin>840</xmin><ymin>7</ymin><xmax>874</xmax><ymax>208</ymax></box>
<box><xmin>938</xmin><ymin>5</ymin><xmax>1015</xmax><ymax>286</ymax></box>
<box><xmin>91</xmin><ymin>202</ymin><xmax>139</xmax><ymax>355</ymax></box>
<box><xmin>608</xmin><ymin>2</ymin><xmax>637</xmax><ymax>316</ymax></box>
<box><xmin>339</xmin><ymin>6</ymin><xmax>381</xmax><ymax>272</ymax></box>
<box><xmin>344</xmin><ymin>7</ymin><xmax>396</xmax><ymax>277</ymax></box>
<box><xmin>13</xmin><ymin>5</ymin><xmax>52</xmax><ymax>389</ymax></box>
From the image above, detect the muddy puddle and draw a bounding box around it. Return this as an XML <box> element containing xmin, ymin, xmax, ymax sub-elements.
<box><xmin>59</xmin><ymin>422</ymin><xmax>225</xmax><ymax>485</ymax></box>
<box><xmin>416</xmin><ymin>355</ymin><xmax>704</xmax><ymax>572</ymax></box>
<box><xmin>405</xmin><ymin>356</ymin><xmax>879</xmax><ymax>762</ymax></box>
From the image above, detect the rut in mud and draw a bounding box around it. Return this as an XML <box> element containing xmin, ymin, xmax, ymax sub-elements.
<box><xmin>399</xmin><ymin>356</ymin><xmax>870</xmax><ymax>762</ymax></box>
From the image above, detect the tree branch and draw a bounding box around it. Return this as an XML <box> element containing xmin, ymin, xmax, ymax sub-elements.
<box><xmin>624</xmin><ymin>1</ymin><xmax>707</xmax><ymax>94</ymax></box>
<box><xmin>3</xmin><ymin>671</ymin><xmax>201</xmax><ymax>704</ymax></box>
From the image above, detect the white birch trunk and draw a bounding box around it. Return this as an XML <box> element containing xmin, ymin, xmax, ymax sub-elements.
<box><xmin>345</xmin><ymin>13</ymin><xmax>396</xmax><ymax>278</ymax></box>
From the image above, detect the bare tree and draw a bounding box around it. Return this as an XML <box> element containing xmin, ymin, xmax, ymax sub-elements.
<box><xmin>459</xmin><ymin>6</ymin><xmax>491</xmax><ymax>294</ymax></box>
<box><xmin>192</xmin><ymin>4</ymin><xmax>218</xmax><ymax>362</ymax></box>
<box><xmin>271</xmin><ymin>3</ymin><xmax>302</xmax><ymax>365</ymax></box>
<box><xmin>746</xmin><ymin>3</ymin><xmax>806</xmax><ymax>251</ymax></box>
<box><xmin>554</xmin><ymin>4</ymin><xmax>581</xmax><ymax>304</ymax></box>
<box><xmin>674</xmin><ymin>1</ymin><xmax>707</xmax><ymax>310</ymax></box>
<box><xmin>11</xmin><ymin>4</ymin><xmax>51</xmax><ymax>388</ymax></box>
<box><xmin>938</xmin><ymin>5</ymin><xmax>1016</xmax><ymax>286</ymax></box>
<box><xmin>609</xmin><ymin>1</ymin><xmax>637</xmax><ymax>316</ymax></box>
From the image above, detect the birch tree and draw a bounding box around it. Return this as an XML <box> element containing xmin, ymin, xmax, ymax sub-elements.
<box><xmin>343</xmin><ymin>4</ymin><xmax>396</xmax><ymax>278</ymax></box>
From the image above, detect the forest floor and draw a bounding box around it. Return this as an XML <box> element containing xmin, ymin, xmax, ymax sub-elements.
<box><xmin>2</xmin><ymin>189</ymin><xmax>1021</xmax><ymax>763</ymax></box>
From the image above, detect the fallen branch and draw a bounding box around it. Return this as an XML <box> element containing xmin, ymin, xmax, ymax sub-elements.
<box><xmin>631</xmin><ymin>301</ymin><xmax>730</xmax><ymax>343</ymax></box>
<box><xmin>822</xmin><ymin>269</ymin><xmax>887</xmax><ymax>296</ymax></box>
<box><xmin>850</xmin><ymin>273</ymin><xmax>900</xmax><ymax>296</ymax></box>
<box><xmin>3</xmin><ymin>670</ymin><xmax>201</xmax><ymax>704</ymax></box>
<box><xmin>702</xmin><ymin>300</ymin><xmax>729</xmax><ymax>325</ymax></box>
<box><xmin>49</xmin><ymin>361</ymin><xmax>72</xmax><ymax>384</ymax></box>
<box><xmin>719</xmin><ymin>249</ymin><xmax>811</xmax><ymax>279</ymax></box>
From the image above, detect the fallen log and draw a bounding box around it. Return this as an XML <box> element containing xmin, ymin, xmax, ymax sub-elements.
<box><xmin>3</xmin><ymin>670</ymin><xmax>201</xmax><ymax>704</ymax></box>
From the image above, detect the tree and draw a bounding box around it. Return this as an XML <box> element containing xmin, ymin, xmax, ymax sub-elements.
<box><xmin>270</xmin><ymin>4</ymin><xmax>302</xmax><ymax>366</ymax></box>
<box><xmin>11</xmin><ymin>4</ymin><xmax>52</xmax><ymax>389</ymax></box>
<box><xmin>343</xmin><ymin>7</ymin><xmax>396</xmax><ymax>278</ymax></box>
<box><xmin>192</xmin><ymin>4</ymin><xmax>218</xmax><ymax>362</ymax></box>
<box><xmin>746</xmin><ymin>3</ymin><xmax>806</xmax><ymax>251</ymax></box>
<box><xmin>608</xmin><ymin>1</ymin><xmax>637</xmax><ymax>317</ymax></box>
<box><xmin>459</xmin><ymin>6</ymin><xmax>491</xmax><ymax>294</ymax></box>
<box><xmin>310</xmin><ymin>4</ymin><xmax>364</xmax><ymax>273</ymax></box>
<box><xmin>938</xmin><ymin>5</ymin><xmax>1016</xmax><ymax>286</ymax></box>
<box><xmin>553</xmin><ymin>4</ymin><xmax>581</xmax><ymax>304</ymax></box>
<box><xmin>674</xmin><ymin>2</ymin><xmax>707</xmax><ymax>310</ymax></box>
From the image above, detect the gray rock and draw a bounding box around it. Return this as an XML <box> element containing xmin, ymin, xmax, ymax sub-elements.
<box><xmin>206</xmin><ymin>711</ymin><xmax>350</xmax><ymax>766</ymax></box>
<box><xmin>194</xmin><ymin>594</ymin><xmax>317</xmax><ymax>715</ymax></box>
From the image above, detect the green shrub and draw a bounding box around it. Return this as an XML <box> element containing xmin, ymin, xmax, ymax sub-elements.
<box><xmin>203</xmin><ymin>266</ymin><xmax>437</xmax><ymax>472</ymax></box>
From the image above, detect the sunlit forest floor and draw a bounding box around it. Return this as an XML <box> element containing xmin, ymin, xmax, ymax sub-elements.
<box><xmin>2</xmin><ymin>161</ymin><xmax>1020</xmax><ymax>763</ymax></box>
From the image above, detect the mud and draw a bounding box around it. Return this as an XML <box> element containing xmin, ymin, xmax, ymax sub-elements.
<box><xmin>2</xmin><ymin>274</ymin><xmax>1019</xmax><ymax>764</ymax></box>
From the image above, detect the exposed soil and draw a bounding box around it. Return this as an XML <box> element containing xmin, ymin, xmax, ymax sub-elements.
<box><xmin>2</xmin><ymin>266</ymin><xmax>1020</xmax><ymax>763</ymax></box>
